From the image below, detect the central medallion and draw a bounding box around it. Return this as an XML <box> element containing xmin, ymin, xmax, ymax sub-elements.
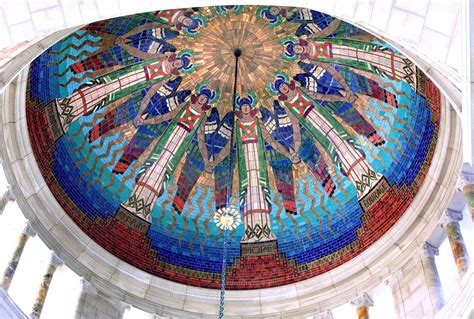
<box><xmin>175</xmin><ymin>9</ymin><xmax>296</xmax><ymax>111</ymax></box>
<box><xmin>234</xmin><ymin>48</ymin><xmax>242</xmax><ymax>57</ymax></box>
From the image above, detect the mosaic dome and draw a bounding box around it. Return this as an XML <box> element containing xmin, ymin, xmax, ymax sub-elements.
<box><xmin>26</xmin><ymin>5</ymin><xmax>441</xmax><ymax>289</ymax></box>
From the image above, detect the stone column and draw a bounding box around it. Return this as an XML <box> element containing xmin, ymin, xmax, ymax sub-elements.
<box><xmin>30</xmin><ymin>252</ymin><xmax>63</xmax><ymax>319</ymax></box>
<box><xmin>0</xmin><ymin>222</ymin><xmax>36</xmax><ymax>291</ymax></box>
<box><xmin>461</xmin><ymin>164</ymin><xmax>474</xmax><ymax>221</ymax></box>
<box><xmin>421</xmin><ymin>242</ymin><xmax>445</xmax><ymax>312</ymax></box>
<box><xmin>444</xmin><ymin>209</ymin><xmax>471</xmax><ymax>276</ymax></box>
<box><xmin>0</xmin><ymin>187</ymin><xmax>15</xmax><ymax>216</ymax></box>
<box><xmin>350</xmin><ymin>293</ymin><xmax>373</xmax><ymax>319</ymax></box>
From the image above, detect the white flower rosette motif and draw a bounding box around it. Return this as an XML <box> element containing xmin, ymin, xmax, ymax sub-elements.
<box><xmin>213</xmin><ymin>207</ymin><xmax>241</xmax><ymax>230</ymax></box>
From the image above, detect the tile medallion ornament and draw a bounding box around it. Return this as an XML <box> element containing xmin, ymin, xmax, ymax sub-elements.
<box><xmin>26</xmin><ymin>5</ymin><xmax>441</xmax><ymax>289</ymax></box>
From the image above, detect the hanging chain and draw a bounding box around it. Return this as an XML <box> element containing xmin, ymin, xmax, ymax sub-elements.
<box><xmin>226</xmin><ymin>50</ymin><xmax>240</xmax><ymax>208</ymax></box>
<box><xmin>219</xmin><ymin>49</ymin><xmax>241</xmax><ymax>319</ymax></box>
<box><xmin>219</xmin><ymin>229</ymin><xmax>230</xmax><ymax>318</ymax></box>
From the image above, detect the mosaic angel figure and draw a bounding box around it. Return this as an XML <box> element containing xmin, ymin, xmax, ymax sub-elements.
<box><xmin>284</xmin><ymin>38</ymin><xmax>416</xmax><ymax>88</ymax></box>
<box><xmin>216</xmin><ymin>5</ymin><xmax>244</xmax><ymax>16</ymax></box>
<box><xmin>54</xmin><ymin>52</ymin><xmax>193</xmax><ymax>134</ymax></box>
<box><xmin>70</xmin><ymin>18</ymin><xmax>179</xmax><ymax>74</ymax></box>
<box><xmin>256</xmin><ymin>6</ymin><xmax>290</xmax><ymax>26</ymax></box>
<box><xmin>293</xmin><ymin>61</ymin><xmax>395</xmax><ymax>146</ymax></box>
<box><xmin>140</xmin><ymin>9</ymin><xmax>206</xmax><ymax>36</ymax></box>
<box><xmin>260</xmin><ymin>101</ymin><xmax>336</xmax><ymax>215</ymax></box>
<box><xmin>286</xmin><ymin>8</ymin><xmax>370</xmax><ymax>38</ymax></box>
<box><xmin>172</xmin><ymin>109</ymin><xmax>237</xmax><ymax>214</ymax></box>
<box><xmin>87</xmin><ymin>76</ymin><xmax>190</xmax><ymax>175</ymax></box>
<box><xmin>120</xmin><ymin>85</ymin><xmax>217</xmax><ymax>221</ymax></box>
<box><xmin>272</xmin><ymin>75</ymin><xmax>383</xmax><ymax>200</ymax></box>
<box><xmin>207</xmin><ymin>95</ymin><xmax>299</xmax><ymax>242</ymax></box>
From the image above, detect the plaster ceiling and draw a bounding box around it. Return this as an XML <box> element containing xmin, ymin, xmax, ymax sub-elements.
<box><xmin>25</xmin><ymin>5</ymin><xmax>441</xmax><ymax>289</ymax></box>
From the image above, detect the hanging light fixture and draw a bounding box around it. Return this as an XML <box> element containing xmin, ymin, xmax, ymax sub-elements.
<box><xmin>214</xmin><ymin>207</ymin><xmax>241</xmax><ymax>230</ymax></box>
<box><xmin>213</xmin><ymin>47</ymin><xmax>242</xmax><ymax>319</ymax></box>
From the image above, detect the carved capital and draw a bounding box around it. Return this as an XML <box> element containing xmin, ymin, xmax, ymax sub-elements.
<box><xmin>350</xmin><ymin>292</ymin><xmax>374</xmax><ymax>308</ymax></box>
<box><xmin>384</xmin><ymin>269</ymin><xmax>402</xmax><ymax>287</ymax></box>
<box><xmin>79</xmin><ymin>278</ymin><xmax>97</xmax><ymax>295</ymax></box>
<box><xmin>461</xmin><ymin>163</ymin><xmax>474</xmax><ymax>185</ymax></box>
<box><xmin>49</xmin><ymin>251</ymin><xmax>63</xmax><ymax>268</ymax></box>
<box><xmin>445</xmin><ymin>208</ymin><xmax>463</xmax><ymax>223</ymax></box>
<box><xmin>4</xmin><ymin>187</ymin><xmax>15</xmax><ymax>202</ymax></box>
<box><xmin>22</xmin><ymin>221</ymin><xmax>36</xmax><ymax>238</ymax></box>
<box><xmin>422</xmin><ymin>242</ymin><xmax>439</xmax><ymax>257</ymax></box>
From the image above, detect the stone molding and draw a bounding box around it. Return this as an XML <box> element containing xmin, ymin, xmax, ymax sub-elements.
<box><xmin>0</xmin><ymin>10</ymin><xmax>463</xmax><ymax>319</ymax></box>
<box><xmin>313</xmin><ymin>310</ymin><xmax>334</xmax><ymax>319</ymax></box>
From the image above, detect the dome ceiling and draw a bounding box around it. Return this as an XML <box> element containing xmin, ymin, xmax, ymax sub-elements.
<box><xmin>26</xmin><ymin>5</ymin><xmax>441</xmax><ymax>290</ymax></box>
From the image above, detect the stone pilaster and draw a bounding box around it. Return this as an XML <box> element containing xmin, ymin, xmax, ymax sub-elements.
<box><xmin>74</xmin><ymin>280</ymin><xmax>130</xmax><ymax>319</ymax></box>
<box><xmin>0</xmin><ymin>222</ymin><xmax>36</xmax><ymax>291</ymax></box>
<box><xmin>30</xmin><ymin>252</ymin><xmax>63</xmax><ymax>319</ymax></box>
<box><xmin>74</xmin><ymin>278</ymin><xmax>97</xmax><ymax>319</ymax></box>
<box><xmin>421</xmin><ymin>242</ymin><xmax>445</xmax><ymax>312</ymax></box>
<box><xmin>461</xmin><ymin>164</ymin><xmax>474</xmax><ymax>221</ymax></box>
<box><xmin>0</xmin><ymin>187</ymin><xmax>15</xmax><ymax>216</ymax></box>
<box><xmin>116</xmin><ymin>301</ymin><xmax>131</xmax><ymax>318</ymax></box>
<box><xmin>444</xmin><ymin>209</ymin><xmax>471</xmax><ymax>276</ymax></box>
<box><xmin>350</xmin><ymin>293</ymin><xmax>373</xmax><ymax>319</ymax></box>
<box><xmin>385</xmin><ymin>271</ymin><xmax>407</xmax><ymax>318</ymax></box>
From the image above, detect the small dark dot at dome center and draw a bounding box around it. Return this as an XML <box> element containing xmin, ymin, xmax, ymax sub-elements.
<box><xmin>234</xmin><ymin>48</ymin><xmax>242</xmax><ymax>57</ymax></box>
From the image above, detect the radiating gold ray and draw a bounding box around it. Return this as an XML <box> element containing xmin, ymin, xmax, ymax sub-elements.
<box><xmin>169</xmin><ymin>11</ymin><xmax>297</xmax><ymax>111</ymax></box>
